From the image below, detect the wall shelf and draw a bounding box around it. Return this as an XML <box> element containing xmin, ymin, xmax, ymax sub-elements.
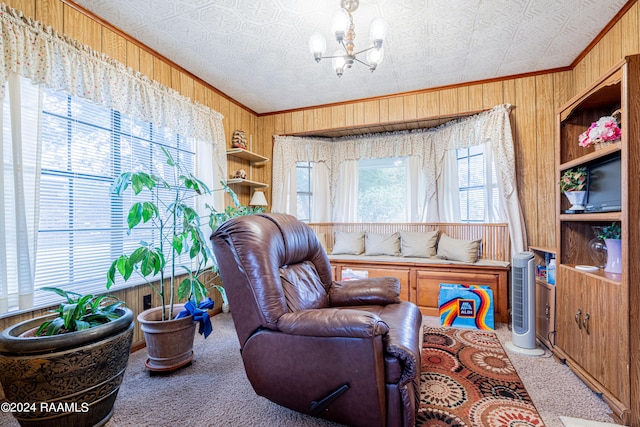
<box><xmin>226</xmin><ymin>178</ymin><xmax>269</xmax><ymax>189</ymax></box>
<box><xmin>226</xmin><ymin>148</ymin><xmax>269</xmax><ymax>164</ymax></box>
<box><xmin>559</xmin><ymin>212</ymin><xmax>622</xmax><ymax>222</ymax></box>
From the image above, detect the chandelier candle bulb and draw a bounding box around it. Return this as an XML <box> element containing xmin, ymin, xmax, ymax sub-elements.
<box><xmin>369</xmin><ymin>17</ymin><xmax>387</xmax><ymax>45</ymax></box>
<box><xmin>332</xmin><ymin>8</ymin><xmax>350</xmax><ymax>40</ymax></box>
<box><xmin>308</xmin><ymin>32</ymin><xmax>327</xmax><ymax>61</ymax></box>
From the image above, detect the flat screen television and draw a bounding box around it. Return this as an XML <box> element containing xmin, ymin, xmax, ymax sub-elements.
<box><xmin>585</xmin><ymin>154</ymin><xmax>622</xmax><ymax>212</ymax></box>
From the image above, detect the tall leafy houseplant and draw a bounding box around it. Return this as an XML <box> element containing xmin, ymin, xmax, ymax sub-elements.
<box><xmin>106</xmin><ymin>147</ymin><xmax>214</xmax><ymax>321</ymax></box>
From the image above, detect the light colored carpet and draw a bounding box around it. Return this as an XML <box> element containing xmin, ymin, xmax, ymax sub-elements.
<box><xmin>560</xmin><ymin>416</ymin><xmax>622</xmax><ymax>427</ymax></box>
<box><xmin>0</xmin><ymin>314</ymin><xmax>620</xmax><ymax>426</ymax></box>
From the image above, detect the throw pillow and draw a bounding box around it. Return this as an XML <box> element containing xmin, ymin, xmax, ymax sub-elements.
<box><xmin>331</xmin><ymin>230</ymin><xmax>365</xmax><ymax>255</ymax></box>
<box><xmin>365</xmin><ymin>232</ymin><xmax>400</xmax><ymax>256</ymax></box>
<box><xmin>436</xmin><ymin>233</ymin><xmax>482</xmax><ymax>263</ymax></box>
<box><xmin>399</xmin><ymin>230</ymin><xmax>438</xmax><ymax>257</ymax></box>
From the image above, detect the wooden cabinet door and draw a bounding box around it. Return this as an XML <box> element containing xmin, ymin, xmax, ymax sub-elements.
<box><xmin>557</xmin><ymin>267</ymin><xmax>629</xmax><ymax>403</ymax></box>
<box><xmin>580</xmin><ymin>276</ymin><xmax>628</xmax><ymax>402</ymax></box>
<box><xmin>556</xmin><ymin>266</ymin><xmax>586</xmax><ymax>366</ymax></box>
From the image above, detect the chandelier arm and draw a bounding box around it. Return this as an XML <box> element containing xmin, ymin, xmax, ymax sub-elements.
<box><xmin>352</xmin><ymin>45</ymin><xmax>377</xmax><ymax>56</ymax></box>
<box><xmin>353</xmin><ymin>56</ymin><xmax>372</xmax><ymax>67</ymax></box>
<box><xmin>321</xmin><ymin>54</ymin><xmax>349</xmax><ymax>59</ymax></box>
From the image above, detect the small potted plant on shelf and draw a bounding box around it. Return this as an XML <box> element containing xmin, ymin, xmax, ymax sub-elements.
<box><xmin>559</xmin><ymin>167</ymin><xmax>588</xmax><ymax>211</ymax></box>
<box><xmin>0</xmin><ymin>287</ymin><xmax>134</xmax><ymax>427</ymax></box>
<box><xmin>596</xmin><ymin>222</ymin><xmax>622</xmax><ymax>274</ymax></box>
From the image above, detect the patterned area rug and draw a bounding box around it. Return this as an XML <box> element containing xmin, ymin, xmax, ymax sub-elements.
<box><xmin>417</xmin><ymin>327</ymin><xmax>545</xmax><ymax>427</ymax></box>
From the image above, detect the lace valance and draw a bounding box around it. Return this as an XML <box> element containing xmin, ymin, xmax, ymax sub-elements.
<box><xmin>0</xmin><ymin>3</ymin><xmax>226</xmax><ymax>176</ymax></box>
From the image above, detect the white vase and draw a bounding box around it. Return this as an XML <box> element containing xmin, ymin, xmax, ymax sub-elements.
<box><xmin>604</xmin><ymin>238</ymin><xmax>622</xmax><ymax>274</ymax></box>
<box><xmin>564</xmin><ymin>191</ymin><xmax>587</xmax><ymax>211</ymax></box>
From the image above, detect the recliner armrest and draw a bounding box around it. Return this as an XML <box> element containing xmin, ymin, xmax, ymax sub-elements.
<box><xmin>277</xmin><ymin>308</ymin><xmax>389</xmax><ymax>338</ymax></box>
<box><xmin>329</xmin><ymin>277</ymin><xmax>400</xmax><ymax>307</ymax></box>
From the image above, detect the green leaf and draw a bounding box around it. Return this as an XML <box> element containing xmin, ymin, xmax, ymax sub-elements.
<box><xmin>106</xmin><ymin>263</ymin><xmax>116</xmax><ymax>289</ymax></box>
<box><xmin>112</xmin><ymin>172</ymin><xmax>131</xmax><ymax>195</ymax></box>
<box><xmin>40</xmin><ymin>287</ymin><xmax>81</xmax><ymax>303</ymax></box>
<box><xmin>140</xmin><ymin>249</ymin><xmax>164</xmax><ymax>276</ymax></box>
<box><xmin>127</xmin><ymin>202</ymin><xmax>143</xmax><ymax>229</ymax></box>
<box><xmin>162</xmin><ymin>146</ymin><xmax>175</xmax><ymax>166</ymax></box>
<box><xmin>177</xmin><ymin>277</ymin><xmax>192</xmax><ymax>302</ymax></box>
<box><xmin>42</xmin><ymin>318</ymin><xmax>64</xmax><ymax>336</ymax></box>
<box><xmin>129</xmin><ymin>247</ymin><xmax>148</xmax><ymax>264</ymax></box>
<box><xmin>172</xmin><ymin>234</ymin><xmax>184</xmax><ymax>254</ymax></box>
<box><xmin>74</xmin><ymin>320</ymin><xmax>90</xmax><ymax>331</ymax></box>
<box><xmin>116</xmin><ymin>255</ymin><xmax>133</xmax><ymax>281</ymax></box>
<box><xmin>61</xmin><ymin>304</ymin><xmax>77</xmax><ymax>330</ymax></box>
<box><xmin>36</xmin><ymin>320</ymin><xmax>52</xmax><ymax>336</ymax></box>
<box><xmin>131</xmin><ymin>173</ymin><xmax>145</xmax><ymax>194</ymax></box>
<box><xmin>182</xmin><ymin>205</ymin><xmax>198</xmax><ymax>223</ymax></box>
<box><xmin>142</xmin><ymin>201</ymin><xmax>158</xmax><ymax>223</ymax></box>
<box><xmin>101</xmin><ymin>301</ymin><xmax>125</xmax><ymax>314</ymax></box>
<box><xmin>190</xmin><ymin>240</ymin><xmax>201</xmax><ymax>258</ymax></box>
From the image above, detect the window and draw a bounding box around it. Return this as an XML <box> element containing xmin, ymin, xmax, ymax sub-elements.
<box><xmin>296</xmin><ymin>161</ymin><xmax>312</xmax><ymax>222</ymax></box>
<box><xmin>295</xmin><ymin>150</ymin><xmax>499</xmax><ymax>224</ymax></box>
<box><xmin>456</xmin><ymin>145</ymin><xmax>498</xmax><ymax>223</ymax></box>
<box><xmin>34</xmin><ymin>89</ymin><xmax>195</xmax><ymax>305</ymax></box>
<box><xmin>358</xmin><ymin>157</ymin><xmax>406</xmax><ymax>222</ymax></box>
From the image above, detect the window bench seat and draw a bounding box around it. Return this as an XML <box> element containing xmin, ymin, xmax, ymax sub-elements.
<box><xmin>310</xmin><ymin>222</ymin><xmax>511</xmax><ymax>324</ymax></box>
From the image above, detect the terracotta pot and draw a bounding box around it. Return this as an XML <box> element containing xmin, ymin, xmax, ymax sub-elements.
<box><xmin>0</xmin><ymin>308</ymin><xmax>134</xmax><ymax>427</ymax></box>
<box><xmin>137</xmin><ymin>304</ymin><xmax>196</xmax><ymax>372</ymax></box>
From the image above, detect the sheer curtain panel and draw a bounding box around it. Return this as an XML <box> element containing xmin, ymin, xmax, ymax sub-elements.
<box><xmin>0</xmin><ymin>74</ymin><xmax>42</xmax><ymax>311</ymax></box>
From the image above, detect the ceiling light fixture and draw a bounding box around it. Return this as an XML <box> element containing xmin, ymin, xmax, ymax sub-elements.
<box><xmin>308</xmin><ymin>0</ymin><xmax>387</xmax><ymax>77</ymax></box>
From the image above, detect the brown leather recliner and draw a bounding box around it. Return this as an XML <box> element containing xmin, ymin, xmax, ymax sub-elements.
<box><xmin>210</xmin><ymin>213</ymin><xmax>422</xmax><ymax>427</ymax></box>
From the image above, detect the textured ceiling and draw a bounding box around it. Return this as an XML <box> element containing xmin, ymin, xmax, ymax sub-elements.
<box><xmin>74</xmin><ymin>0</ymin><xmax>628</xmax><ymax>114</ymax></box>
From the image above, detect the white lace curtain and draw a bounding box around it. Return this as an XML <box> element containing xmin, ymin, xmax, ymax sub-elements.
<box><xmin>0</xmin><ymin>4</ymin><xmax>226</xmax><ymax>310</ymax></box>
<box><xmin>272</xmin><ymin>104</ymin><xmax>527</xmax><ymax>255</ymax></box>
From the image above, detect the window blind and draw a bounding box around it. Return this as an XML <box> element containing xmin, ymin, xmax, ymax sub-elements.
<box><xmin>33</xmin><ymin>86</ymin><xmax>196</xmax><ymax>309</ymax></box>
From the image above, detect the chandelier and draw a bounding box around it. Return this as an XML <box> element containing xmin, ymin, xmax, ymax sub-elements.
<box><xmin>308</xmin><ymin>0</ymin><xmax>387</xmax><ymax>77</ymax></box>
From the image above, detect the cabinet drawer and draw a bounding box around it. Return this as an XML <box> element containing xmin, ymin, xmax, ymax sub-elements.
<box><xmin>336</xmin><ymin>266</ymin><xmax>411</xmax><ymax>302</ymax></box>
<box><xmin>415</xmin><ymin>269</ymin><xmax>506</xmax><ymax>322</ymax></box>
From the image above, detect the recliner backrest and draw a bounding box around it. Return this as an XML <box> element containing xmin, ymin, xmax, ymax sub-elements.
<box><xmin>211</xmin><ymin>213</ymin><xmax>332</xmax><ymax>346</ymax></box>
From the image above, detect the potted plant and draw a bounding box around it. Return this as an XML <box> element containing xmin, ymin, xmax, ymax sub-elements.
<box><xmin>106</xmin><ymin>147</ymin><xmax>261</xmax><ymax>371</ymax></box>
<box><xmin>0</xmin><ymin>288</ymin><xmax>134</xmax><ymax>427</ymax></box>
<box><xmin>596</xmin><ymin>222</ymin><xmax>622</xmax><ymax>274</ymax></box>
<box><xmin>559</xmin><ymin>167</ymin><xmax>588</xmax><ymax>211</ymax></box>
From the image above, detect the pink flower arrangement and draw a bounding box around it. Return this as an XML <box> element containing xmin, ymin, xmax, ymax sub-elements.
<box><xmin>578</xmin><ymin>116</ymin><xmax>621</xmax><ymax>148</ymax></box>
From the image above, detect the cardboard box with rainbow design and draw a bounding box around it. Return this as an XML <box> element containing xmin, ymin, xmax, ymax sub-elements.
<box><xmin>438</xmin><ymin>284</ymin><xmax>494</xmax><ymax>330</ymax></box>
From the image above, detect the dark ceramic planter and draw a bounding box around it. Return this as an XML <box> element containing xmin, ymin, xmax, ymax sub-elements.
<box><xmin>137</xmin><ymin>304</ymin><xmax>196</xmax><ymax>372</ymax></box>
<box><xmin>0</xmin><ymin>307</ymin><xmax>134</xmax><ymax>427</ymax></box>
